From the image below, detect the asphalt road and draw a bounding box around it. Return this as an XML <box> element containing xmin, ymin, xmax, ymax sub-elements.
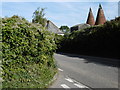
<box><xmin>50</xmin><ymin>53</ymin><xmax>119</xmax><ymax>89</ymax></box>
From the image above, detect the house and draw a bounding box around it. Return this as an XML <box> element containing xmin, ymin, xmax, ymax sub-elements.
<box><xmin>70</xmin><ymin>4</ymin><xmax>106</xmax><ymax>32</ymax></box>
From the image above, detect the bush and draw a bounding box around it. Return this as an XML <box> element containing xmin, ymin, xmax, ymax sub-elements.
<box><xmin>1</xmin><ymin>15</ymin><xmax>57</xmax><ymax>88</ymax></box>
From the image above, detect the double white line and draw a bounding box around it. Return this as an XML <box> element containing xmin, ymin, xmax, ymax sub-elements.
<box><xmin>58</xmin><ymin>68</ymin><xmax>90</xmax><ymax>89</ymax></box>
<box><xmin>61</xmin><ymin>77</ymin><xmax>89</xmax><ymax>89</ymax></box>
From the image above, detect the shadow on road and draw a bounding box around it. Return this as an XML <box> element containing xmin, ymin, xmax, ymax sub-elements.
<box><xmin>57</xmin><ymin>52</ymin><xmax>120</xmax><ymax>68</ymax></box>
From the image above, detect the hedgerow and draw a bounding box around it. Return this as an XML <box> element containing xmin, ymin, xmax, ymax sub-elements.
<box><xmin>58</xmin><ymin>17</ymin><xmax>120</xmax><ymax>58</ymax></box>
<box><xmin>1</xmin><ymin>15</ymin><xmax>57</xmax><ymax>88</ymax></box>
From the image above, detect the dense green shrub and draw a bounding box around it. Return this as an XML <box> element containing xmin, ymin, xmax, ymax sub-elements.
<box><xmin>0</xmin><ymin>17</ymin><xmax>2</xmax><ymax>88</ymax></box>
<box><xmin>1</xmin><ymin>15</ymin><xmax>57</xmax><ymax>88</ymax></box>
<box><xmin>59</xmin><ymin>17</ymin><xmax>120</xmax><ymax>58</ymax></box>
<box><xmin>54</xmin><ymin>34</ymin><xmax>64</xmax><ymax>51</ymax></box>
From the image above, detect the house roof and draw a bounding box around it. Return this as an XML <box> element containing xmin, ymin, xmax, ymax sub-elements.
<box><xmin>46</xmin><ymin>20</ymin><xmax>64</xmax><ymax>34</ymax></box>
<box><xmin>71</xmin><ymin>23</ymin><xmax>90</xmax><ymax>28</ymax></box>
<box><xmin>86</xmin><ymin>8</ymin><xmax>95</xmax><ymax>25</ymax></box>
<box><xmin>95</xmin><ymin>4</ymin><xmax>106</xmax><ymax>25</ymax></box>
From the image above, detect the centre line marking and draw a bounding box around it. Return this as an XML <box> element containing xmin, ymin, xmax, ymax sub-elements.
<box><xmin>74</xmin><ymin>83</ymin><xmax>88</xmax><ymax>88</ymax></box>
<box><xmin>61</xmin><ymin>84</ymin><xmax>70</xmax><ymax>89</ymax></box>
<box><xmin>58</xmin><ymin>68</ymin><xmax>63</xmax><ymax>71</ymax></box>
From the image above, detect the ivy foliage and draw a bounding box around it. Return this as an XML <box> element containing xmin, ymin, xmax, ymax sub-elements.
<box><xmin>1</xmin><ymin>15</ymin><xmax>57</xmax><ymax>88</ymax></box>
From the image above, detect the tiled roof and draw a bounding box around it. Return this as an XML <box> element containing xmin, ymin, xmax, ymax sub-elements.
<box><xmin>95</xmin><ymin>4</ymin><xmax>106</xmax><ymax>25</ymax></box>
<box><xmin>70</xmin><ymin>23</ymin><xmax>90</xmax><ymax>32</ymax></box>
<box><xmin>46</xmin><ymin>20</ymin><xmax>64</xmax><ymax>34</ymax></box>
<box><xmin>86</xmin><ymin>8</ymin><xmax>95</xmax><ymax>25</ymax></box>
<box><xmin>71</xmin><ymin>23</ymin><xmax>90</xmax><ymax>28</ymax></box>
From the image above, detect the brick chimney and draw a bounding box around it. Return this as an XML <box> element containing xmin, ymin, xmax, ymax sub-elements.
<box><xmin>86</xmin><ymin>8</ymin><xmax>95</xmax><ymax>25</ymax></box>
<box><xmin>95</xmin><ymin>4</ymin><xmax>106</xmax><ymax>25</ymax></box>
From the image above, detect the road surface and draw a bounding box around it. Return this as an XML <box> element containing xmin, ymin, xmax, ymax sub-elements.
<box><xmin>50</xmin><ymin>53</ymin><xmax>119</xmax><ymax>89</ymax></box>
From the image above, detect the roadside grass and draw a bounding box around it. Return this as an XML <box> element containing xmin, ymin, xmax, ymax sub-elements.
<box><xmin>2</xmin><ymin>63</ymin><xmax>57</xmax><ymax>88</ymax></box>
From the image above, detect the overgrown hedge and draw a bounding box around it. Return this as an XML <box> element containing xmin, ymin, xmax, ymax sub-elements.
<box><xmin>1</xmin><ymin>15</ymin><xmax>57</xmax><ymax>88</ymax></box>
<box><xmin>54</xmin><ymin>34</ymin><xmax>64</xmax><ymax>51</ymax></box>
<box><xmin>58</xmin><ymin>17</ymin><xmax>120</xmax><ymax>59</ymax></box>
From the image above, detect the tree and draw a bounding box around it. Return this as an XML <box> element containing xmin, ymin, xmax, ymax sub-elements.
<box><xmin>59</xmin><ymin>26</ymin><xmax>70</xmax><ymax>34</ymax></box>
<box><xmin>32</xmin><ymin>7</ymin><xmax>47</xmax><ymax>27</ymax></box>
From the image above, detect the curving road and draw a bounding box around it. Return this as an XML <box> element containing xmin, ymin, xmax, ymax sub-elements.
<box><xmin>50</xmin><ymin>53</ymin><xmax>119</xmax><ymax>89</ymax></box>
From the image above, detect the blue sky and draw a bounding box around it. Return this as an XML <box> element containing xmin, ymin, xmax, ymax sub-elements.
<box><xmin>1</xmin><ymin>1</ymin><xmax>119</xmax><ymax>27</ymax></box>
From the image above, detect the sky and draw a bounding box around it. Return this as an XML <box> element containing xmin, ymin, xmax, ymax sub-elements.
<box><xmin>1</xmin><ymin>0</ymin><xmax>119</xmax><ymax>27</ymax></box>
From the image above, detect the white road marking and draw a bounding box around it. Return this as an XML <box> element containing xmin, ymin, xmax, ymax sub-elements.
<box><xmin>61</xmin><ymin>84</ymin><xmax>70</xmax><ymax>89</ymax></box>
<box><xmin>74</xmin><ymin>83</ymin><xmax>88</xmax><ymax>88</ymax></box>
<box><xmin>65</xmin><ymin>76</ymin><xmax>89</xmax><ymax>89</ymax></box>
<box><xmin>58</xmin><ymin>68</ymin><xmax>63</xmax><ymax>71</ymax></box>
<box><xmin>65</xmin><ymin>78</ymin><xmax>74</xmax><ymax>83</ymax></box>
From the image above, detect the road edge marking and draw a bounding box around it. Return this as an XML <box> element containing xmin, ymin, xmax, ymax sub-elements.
<box><xmin>65</xmin><ymin>78</ymin><xmax>74</xmax><ymax>83</ymax></box>
<box><xmin>74</xmin><ymin>83</ymin><xmax>88</xmax><ymax>88</ymax></box>
<box><xmin>61</xmin><ymin>84</ymin><xmax>70</xmax><ymax>89</ymax></box>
